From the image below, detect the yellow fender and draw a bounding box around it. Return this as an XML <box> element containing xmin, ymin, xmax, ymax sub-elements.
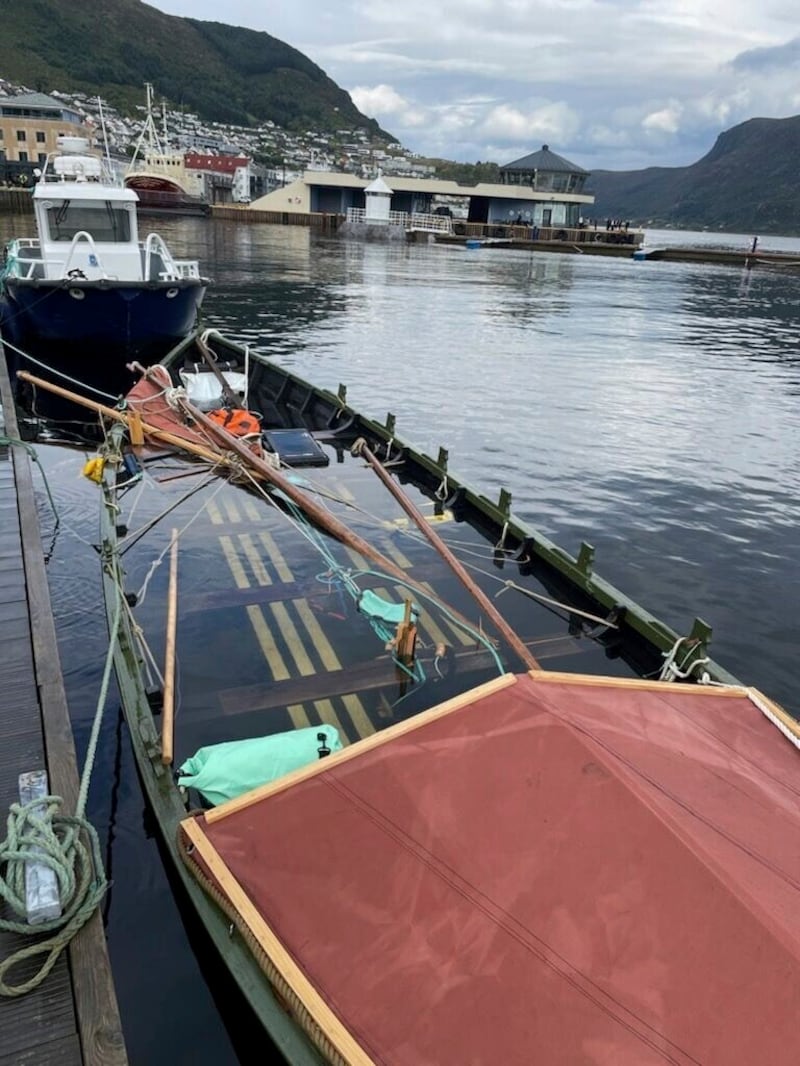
<box><xmin>82</xmin><ymin>456</ymin><xmax>105</xmax><ymax>484</ymax></box>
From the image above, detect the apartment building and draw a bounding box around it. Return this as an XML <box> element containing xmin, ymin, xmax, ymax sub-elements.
<box><xmin>0</xmin><ymin>91</ymin><xmax>94</xmax><ymax>178</ymax></box>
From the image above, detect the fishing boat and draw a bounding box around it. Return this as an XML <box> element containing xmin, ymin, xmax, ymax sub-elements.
<box><xmin>124</xmin><ymin>84</ymin><xmax>210</xmax><ymax>217</ymax></box>
<box><xmin>0</xmin><ymin>134</ymin><xmax>208</xmax><ymax>417</ymax></box>
<box><xmin>18</xmin><ymin>331</ymin><xmax>800</xmax><ymax>1064</ymax></box>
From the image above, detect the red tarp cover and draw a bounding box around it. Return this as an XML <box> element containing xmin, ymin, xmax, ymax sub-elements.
<box><xmin>188</xmin><ymin>675</ymin><xmax>800</xmax><ymax>1065</ymax></box>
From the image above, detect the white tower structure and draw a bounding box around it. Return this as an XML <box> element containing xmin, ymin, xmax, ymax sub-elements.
<box><xmin>364</xmin><ymin>174</ymin><xmax>392</xmax><ymax>224</ymax></box>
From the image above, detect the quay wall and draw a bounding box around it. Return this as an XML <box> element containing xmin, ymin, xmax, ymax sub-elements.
<box><xmin>0</xmin><ymin>188</ymin><xmax>33</xmax><ymax>213</ymax></box>
<box><xmin>210</xmin><ymin>205</ymin><xmax>341</xmax><ymax>232</ymax></box>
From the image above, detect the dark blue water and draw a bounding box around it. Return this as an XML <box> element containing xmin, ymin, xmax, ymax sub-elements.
<box><xmin>4</xmin><ymin>215</ymin><xmax>800</xmax><ymax>1063</ymax></box>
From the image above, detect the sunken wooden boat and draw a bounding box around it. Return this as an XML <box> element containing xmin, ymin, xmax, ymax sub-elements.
<box><xmin>20</xmin><ymin>330</ymin><xmax>800</xmax><ymax>1063</ymax></box>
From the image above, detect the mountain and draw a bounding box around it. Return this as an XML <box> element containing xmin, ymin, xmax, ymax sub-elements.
<box><xmin>585</xmin><ymin>116</ymin><xmax>800</xmax><ymax>235</ymax></box>
<box><xmin>0</xmin><ymin>0</ymin><xmax>394</xmax><ymax>140</ymax></box>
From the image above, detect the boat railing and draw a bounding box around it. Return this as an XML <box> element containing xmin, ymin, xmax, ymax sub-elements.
<box><xmin>3</xmin><ymin>237</ymin><xmax>92</xmax><ymax>281</ymax></box>
<box><xmin>60</xmin><ymin>231</ymin><xmax>120</xmax><ymax>279</ymax></box>
<box><xmin>142</xmin><ymin>233</ymin><xmax>200</xmax><ymax>280</ymax></box>
<box><xmin>2</xmin><ymin>238</ymin><xmax>44</xmax><ymax>279</ymax></box>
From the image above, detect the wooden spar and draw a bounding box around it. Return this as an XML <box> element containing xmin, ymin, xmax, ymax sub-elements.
<box><xmin>353</xmin><ymin>438</ymin><xmax>541</xmax><ymax>671</ymax></box>
<box><xmin>15</xmin><ymin>371</ymin><xmax>225</xmax><ymax>465</ymax></box>
<box><xmin>161</xmin><ymin>528</ymin><xmax>179</xmax><ymax>766</ymax></box>
<box><xmin>176</xmin><ymin>397</ymin><xmax>414</xmax><ymax>585</ymax></box>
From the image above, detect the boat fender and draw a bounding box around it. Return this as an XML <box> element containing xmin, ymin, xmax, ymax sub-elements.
<box><xmin>82</xmin><ymin>455</ymin><xmax>105</xmax><ymax>483</ymax></box>
<box><xmin>207</xmin><ymin>407</ymin><xmax>262</xmax><ymax>438</ymax></box>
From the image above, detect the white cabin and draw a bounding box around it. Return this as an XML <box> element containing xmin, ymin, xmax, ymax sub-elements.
<box><xmin>12</xmin><ymin>136</ymin><xmax>200</xmax><ymax>284</ymax></box>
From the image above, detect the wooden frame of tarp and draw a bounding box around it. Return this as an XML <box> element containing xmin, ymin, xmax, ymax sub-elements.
<box><xmin>177</xmin><ymin>670</ymin><xmax>796</xmax><ymax>1066</ymax></box>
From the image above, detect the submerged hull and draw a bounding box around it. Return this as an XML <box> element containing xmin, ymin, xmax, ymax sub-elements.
<box><xmin>91</xmin><ymin>330</ymin><xmax>799</xmax><ymax>1064</ymax></box>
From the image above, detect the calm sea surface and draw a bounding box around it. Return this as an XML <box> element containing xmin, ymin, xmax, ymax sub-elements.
<box><xmin>2</xmin><ymin>215</ymin><xmax>800</xmax><ymax>1063</ymax></box>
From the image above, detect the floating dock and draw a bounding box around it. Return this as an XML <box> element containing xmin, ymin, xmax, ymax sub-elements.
<box><xmin>0</xmin><ymin>344</ymin><xmax>127</xmax><ymax>1065</ymax></box>
<box><xmin>438</xmin><ymin>232</ymin><xmax>800</xmax><ymax>269</ymax></box>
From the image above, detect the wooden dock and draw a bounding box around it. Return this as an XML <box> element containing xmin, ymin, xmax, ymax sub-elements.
<box><xmin>0</xmin><ymin>344</ymin><xmax>127</xmax><ymax>1065</ymax></box>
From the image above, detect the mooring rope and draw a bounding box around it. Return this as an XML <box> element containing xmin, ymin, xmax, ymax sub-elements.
<box><xmin>1</xmin><ymin>335</ymin><xmax>119</xmax><ymax>402</ymax></box>
<box><xmin>0</xmin><ymin>587</ymin><xmax>121</xmax><ymax>997</ymax></box>
<box><xmin>0</xmin><ymin>434</ymin><xmax>60</xmax><ymax>526</ymax></box>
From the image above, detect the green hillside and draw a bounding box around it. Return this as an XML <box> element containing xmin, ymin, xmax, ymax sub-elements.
<box><xmin>586</xmin><ymin>117</ymin><xmax>800</xmax><ymax>235</ymax></box>
<box><xmin>0</xmin><ymin>0</ymin><xmax>394</xmax><ymax>138</ymax></box>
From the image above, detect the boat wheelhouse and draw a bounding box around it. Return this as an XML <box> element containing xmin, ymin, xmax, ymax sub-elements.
<box><xmin>0</xmin><ymin>135</ymin><xmax>208</xmax><ymax>414</ymax></box>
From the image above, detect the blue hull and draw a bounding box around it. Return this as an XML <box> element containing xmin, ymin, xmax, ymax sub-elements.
<box><xmin>0</xmin><ymin>277</ymin><xmax>206</xmax><ymax>417</ymax></box>
<box><xmin>2</xmin><ymin>277</ymin><xmax>205</xmax><ymax>354</ymax></box>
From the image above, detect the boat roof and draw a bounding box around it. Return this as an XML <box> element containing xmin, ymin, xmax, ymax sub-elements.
<box><xmin>33</xmin><ymin>180</ymin><xmax>138</xmax><ymax>203</ymax></box>
<box><xmin>181</xmin><ymin>670</ymin><xmax>800</xmax><ymax>1065</ymax></box>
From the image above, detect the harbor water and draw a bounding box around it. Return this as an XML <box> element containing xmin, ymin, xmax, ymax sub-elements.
<box><xmin>2</xmin><ymin>215</ymin><xmax>799</xmax><ymax>1063</ymax></box>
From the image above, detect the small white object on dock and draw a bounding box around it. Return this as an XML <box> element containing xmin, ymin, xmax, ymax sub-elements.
<box><xmin>19</xmin><ymin>770</ymin><xmax>62</xmax><ymax>924</ymax></box>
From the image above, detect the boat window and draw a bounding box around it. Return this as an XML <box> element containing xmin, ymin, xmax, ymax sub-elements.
<box><xmin>45</xmin><ymin>201</ymin><xmax>132</xmax><ymax>242</ymax></box>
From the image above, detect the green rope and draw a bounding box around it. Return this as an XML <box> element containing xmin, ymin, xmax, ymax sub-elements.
<box><xmin>0</xmin><ymin>434</ymin><xmax>60</xmax><ymax>527</ymax></box>
<box><xmin>0</xmin><ymin>803</ymin><xmax>107</xmax><ymax>997</ymax></box>
<box><xmin>0</xmin><ymin>586</ymin><xmax>121</xmax><ymax>996</ymax></box>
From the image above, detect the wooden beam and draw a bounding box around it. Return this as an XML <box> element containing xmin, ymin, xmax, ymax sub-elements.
<box><xmin>16</xmin><ymin>371</ymin><xmax>223</xmax><ymax>465</ymax></box>
<box><xmin>161</xmin><ymin>529</ymin><xmax>179</xmax><ymax>765</ymax></box>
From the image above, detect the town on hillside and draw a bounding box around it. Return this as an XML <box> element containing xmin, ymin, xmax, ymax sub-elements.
<box><xmin>0</xmin><ymin>77</ymin><xmax>434</xmax><ymax>202</ymax></box>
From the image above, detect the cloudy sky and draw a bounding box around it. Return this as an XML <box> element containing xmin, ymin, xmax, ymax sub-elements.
<box><xmin>149</xmin><ymin>0</ymin><xmax>800</xmax><ymax>171</ymax></box>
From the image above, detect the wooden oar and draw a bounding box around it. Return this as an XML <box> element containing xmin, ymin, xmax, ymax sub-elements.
<box><xmin>177</xmin><ymin>399</ymin><xmax>486</xmax><ymax>640</ymax></box>
<box><xmin>352</xmin><ymin>437</ymin><xmax>541</xmax><ymax>670</ymax></box>
<box><xmin>16</xmin><ymin>370</ymin><xmax>408</xmax><ymax>584</ymax></box>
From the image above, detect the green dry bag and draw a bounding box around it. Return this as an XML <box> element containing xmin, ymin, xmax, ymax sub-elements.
<box><xmin>177</xmin><ymin>724</ymin><xmax>342</xmax><ymax>807</ymax></box>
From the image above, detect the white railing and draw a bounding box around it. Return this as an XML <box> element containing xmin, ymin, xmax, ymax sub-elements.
<box><xmin>2</xmin><ymin>235</ymin><xmax>109</xmax><ymax>281</ymax></box>
<box><xmin>61</xmin><ymin>231</ymin><xmax>111</xmax><ymax>279</ymax></box>
<box><xmin>406</xmin><ymin>213</ymin><xmax>453</xmax><ymax>234</ymax></box>
<box><xmin>2</xmin><ymin>238</ymin><xmax>42</xmax><ymax>279</ymax></box>
<box><xmin>143</xmin><ymin>232</ymin><xmax>200</xmax><ymax>280</ymax></box>
<box><xmin>4</xmin><ymin>234</ymin><xmax>200</xmax><ymax>282</ymax></box>
<box><xmin>345</xmin><ymin>207</ymin><xmax>453</xmax><ymax>233</ymax></box>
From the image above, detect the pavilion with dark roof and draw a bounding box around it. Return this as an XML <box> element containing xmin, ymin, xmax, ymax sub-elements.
<box><xmin>500</xmin><ymin>144</ymin><xmax>590</xmax><ymax>194</ymax></box>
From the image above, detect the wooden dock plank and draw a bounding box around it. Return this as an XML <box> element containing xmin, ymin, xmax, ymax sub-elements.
<box><xmin>0</xmin><ymin>1034</ymin><xmax>84</xmax><ymax>1066</ymax></box>
<box><xmin>0</xmin><ymin>345</ymin><xmax>127</xmax><ymax>1065</ymax></box>
<box><xmin>0</xmin><ymin>726</ymin><xmax>45</xmax><ymax>810</ymax></box>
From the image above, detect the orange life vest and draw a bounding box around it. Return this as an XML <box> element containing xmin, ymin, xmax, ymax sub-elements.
<box><xmin>207</xmin><ymin>407</ymin><xmax>262</xmax><ymax>438</ymax></box>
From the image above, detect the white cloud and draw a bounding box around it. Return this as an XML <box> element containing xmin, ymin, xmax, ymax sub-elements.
<box><xmin>642</xmin><ymin>103</ymin><xmax>683</xmax><ymax>135</ymax></box>
<box><xmin>147</xmin><ymin>1</ymin><xmax>800</xmax><ymax>168</ymax></box>
<box><xmin>351</xmin><ymin>84</ymin><xmax>428</xmax><ymax>127</ymax></box>
<box><xmin>480</xmin><ymin>101</ymin><xmax>580</xmax><ymax>144</ymax></box>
